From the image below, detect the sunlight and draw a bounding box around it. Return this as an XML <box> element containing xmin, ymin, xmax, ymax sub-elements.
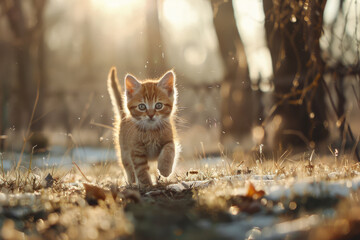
<box><xmin>162</xmin><ymin>0</ymin><xmax>198</xmax><ymax>27</ymax></box>
<box><xmin>184</xmin><ymin>44</ymin><xmax>207</xmax><ymax>65</ymax></box>
<box><xmin>233</xmin><ymin>0</ymin><xmax>274</xmax><ymax>84</ymax></box>
<box><xmin>159</xmin><ymin>0</ymin><xmax>224</xmax><ymax>82</ymax></box>
<box><xmin>91</xmin><ymin>0</ymin><xmax>132</xmax><ymax>10</ymax></box>
<box><xmin>344</xmin><ymin>0</ymin><xmax>360</xmax><ymax>39</ymax></box>
<box><xmin>323</xmin><ymin>0</ymin><xmax>340</xmax><ymax>23</ymax></box>
<box><xmin>90</xmin><ymin>0</ymin><xmax>142</xmax><ymax>15</ymax></box>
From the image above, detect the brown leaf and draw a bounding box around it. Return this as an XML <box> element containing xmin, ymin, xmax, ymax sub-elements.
<box><xmin>186</xmin><ymin>170</ymin><xmax>199</xmax><ymax>176</ymax></box>
<box><xmin>246</xmin><ymin>182</ymin><xmax>265</xmax><ymax>199</ymax></box>
<box><xmin>83</xmin><ymin>183</ymin><xmax>107</xmax><ymax>201</ymax></box>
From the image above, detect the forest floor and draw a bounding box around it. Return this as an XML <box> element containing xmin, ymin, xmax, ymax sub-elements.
<box><xmin>0</xmin><ymin>153</ymin><xmax>360</xmax><ymax>240</ymax></box>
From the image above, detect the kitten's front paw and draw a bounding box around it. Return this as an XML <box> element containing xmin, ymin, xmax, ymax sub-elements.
<box><xmin>138</xmin><ymin>180</ymin><xmax>153</xmax><ymax>188</ymax></box>
<box><xmin>127</xmin><ymin>173</ymin><xmax>137</xmax><ymax>185</ymax></box>
<box><xmin>158</xmin><ymin>165</ymin><xmax>172</xmax><ymax>177</ymax></box>
<box><xmin>137</xmin><ymin>174</ymin><xmax>153</xmax><ymax>187</ymax></box>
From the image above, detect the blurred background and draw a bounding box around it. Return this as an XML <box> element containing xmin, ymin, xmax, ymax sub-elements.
<box><xmin>0</xmin><ymin>0</ymin><xmax>359</xmax><ymax>167</ymax></box>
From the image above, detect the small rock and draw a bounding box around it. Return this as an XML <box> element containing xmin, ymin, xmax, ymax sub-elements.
<box><xmin>44</xmin><ymin>173</ymin><xmax>54</xmax><ymax>188</ymax></box>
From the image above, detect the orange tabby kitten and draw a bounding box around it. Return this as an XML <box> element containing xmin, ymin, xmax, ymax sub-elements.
<box><xmin>107</xmin><ymin>67</ymin><xmax>180</xmax><ymax>186</ymax></box>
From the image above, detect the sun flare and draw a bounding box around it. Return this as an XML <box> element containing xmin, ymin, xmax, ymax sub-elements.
<box><xmin>91</xmin><ymin>0</ymin><xmax>140</xmax><ymax>13</ymax></box>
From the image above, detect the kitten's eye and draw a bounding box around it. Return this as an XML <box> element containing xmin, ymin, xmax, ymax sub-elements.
<box><xmin>138</xmin><ymin>103</ymin><xmax>146</xmax><ymax>111</ymax></box>
<box><xmin>155</xmin><ymin>102</ymin><xmax>163</xmax><ymax>110</ymax></box>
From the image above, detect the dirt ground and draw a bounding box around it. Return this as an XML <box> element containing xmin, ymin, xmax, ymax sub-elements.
<box><xmin>1</xmin><ymin>156</ymin><xmax>360</xmax><ymax>240</ymax></box>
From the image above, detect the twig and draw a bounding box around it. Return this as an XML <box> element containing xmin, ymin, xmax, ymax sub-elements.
<box><xmin>89</xmin><ymin>120</ymin><xmax>114</xmax><ymax>130</ymax></box>
<box><xmin>72</xmin><ymin>161</ymin><xmax>90</xmax><ymax>182</ymax></box>
<box><xmin>200</xmin><ymin>142</ymin><xmax>206</xmax><ymax>160</ymax></box>
<box><xmin>0</xmin><ymin>152</ymin><xmax>4</xmax><ymax>178</ymax></box>
<box><xmin>309</xmin><ymin>149</ymin><xmax>315</xmax><ymax>164</ymax></box>
<box><xmin>77</xmin><ymin>92</ymin><xmax>94</xmax><ymax>129</ymax></box>
<box><xmin>352</xmin><ymin>84</ymin><xmax>360</xmax><ymax>108</ymax></box>
<box><xmin>27</xmin><ymin>145</ymin><xmax>37</xmax><ymax>178</ymax></box>
<box><xmin>351</xmin><ymin>136</ymin><xmax>360</xmax><ymax>161</ymax></box>
<box><xmin>321</xmin><ymin>78</ymin><xmax>360</xmax><ymax>161</ymax></box>
<box><xmin>282</xmin><ymin>129</ymin><xmax>311</xmax><ymax>147</ymax></box>
<box><xmin>16</xmin><ymin>76</ymin><xmax>40</xmax><ymax>171</ymax></box>
<box><xmin>31</xmin><ymin>107</ymin><xmax>55</xmax><ymax>126</ymax></box>
<box><xmin>341</xmin><ymin>119</ymin><xmax>348</xmax><ymax>155</ymax></box>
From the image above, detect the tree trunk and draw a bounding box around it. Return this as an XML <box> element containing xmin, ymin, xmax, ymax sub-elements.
<box><xmin>145</xmin><ymin>0</ymin><xmax>166</xmax><ymax>78</ymax></box>
<box><xmin>4</xmin><ymin>0</ymin><xmax>33</xmax><ymax>129</ymax></box>
<box><xmin>263</xmin><ymin>0</ymin><xmax>328</xmax><ymax>150</ymax></box>
<box><xmin>29</xmin><ymin>0</ymin><xmax>49</xmax><ymax>152</ymax></box>
<box><xmin>0</xmin><ymin>82</ymin><xmax>6</xmax><ymax>151</ymax></box>
<box><xmin>4</xmin><ymin>0</ymin><xmax>49</xmax><ymax>151</ymax></box>
<box><xmin>0</xmin><ymin>41</ymin><xmax>12</xmax><ymax>151</ymax></box>
<box><xmin>31</xmin><ymin>0</ymin><xmax>47</xmax><ymax>132</ymax></box>
<box><xmin>211</xmin><ymin>0</ymin><xmax>253</xmax><ymax>148</ymax></box>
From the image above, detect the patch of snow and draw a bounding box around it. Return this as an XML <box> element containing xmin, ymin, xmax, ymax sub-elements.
<box><xmin>7</xmin><ymin>206</ymin><xmax>33</xmax><ymax>219</ymax></box>
<box><xmin>265</xmin><ymin>178</ymin><xmax>360</xmax><ymax>201</ymax></box>
<box><xmin>327</xmin><ymin>172</ymin><xmax>339</xmax><ymax>179</ymax></box>
<box><xmin>167</xmin><ymin>179</ymin><xmax>212</xmax><ymax>191</ymax></box>
<box><xmin>144</xmin><ymin>190</ymin><xmax>164</xmax><ymax>197</ymax></box>
<box><xmin>252</xmin><ymin>175</ymin><xmax>276</xmax><ymax>180</ymax></box>
<box><xmin>0</xmin><ymin>193</ymin><xmax>6</xmax><ymax>204</ymax></box>
<box><xmin>216</xmin><ymin>215</ymin><xmax>276</xmax><ymax>240</ymax></box>
<box><xmin>167</xmin><ymin>174</ymin><xmax>287</xmax><ymax>193</ymax></box>
<box><xmin>1</xmin><ymin>148</ymin><xmax>117</xmax><ymax>170</ymax></box>
<box><xmin>261</xmin><ymin>215</ymin><xmax>320</xmax><ymax>239</ymax></box>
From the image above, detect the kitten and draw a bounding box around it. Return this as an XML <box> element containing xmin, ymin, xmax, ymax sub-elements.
<box><xmin>107</xmin><ymin>67</ymin><xmax>180</xmax><ymax>186</ymax></box>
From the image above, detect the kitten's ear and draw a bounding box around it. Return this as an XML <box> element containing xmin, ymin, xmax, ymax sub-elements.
<box><xmin>157</xmin><ymin>70</ymin><xmax>175</xmax><ymax>96</ymax></box>
<box><xmin>125</xmin><ymin>74</ymin><xmax>141</xmax><ymax>98</ymax></box>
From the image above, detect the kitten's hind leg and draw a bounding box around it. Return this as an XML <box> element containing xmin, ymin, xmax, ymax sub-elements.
<box><xmin>158</xmin><ymin>142</ymin><xmax>175</xmax><ymax>177</ymax></box>
<box><xmin>121</xmin><ymin>153</ymin><xmax>136</xmax><ymax>184</ymax></box>
<box><xmin>132</xmin><ymin>152</ymin><xmax>152</xmax><ymax>186</ymax></box>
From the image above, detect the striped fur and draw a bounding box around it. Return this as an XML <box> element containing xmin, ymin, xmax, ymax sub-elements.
<box><xmin>107</xmin><ymin>67</ymin><xmax>180</xmax><ymax>186</ymax></box>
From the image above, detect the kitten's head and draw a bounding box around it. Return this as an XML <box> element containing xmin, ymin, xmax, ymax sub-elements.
<box><xmin>125</xmin><ymin>70</ymin><xmax>177</xmax><ymax>130</ymax></box>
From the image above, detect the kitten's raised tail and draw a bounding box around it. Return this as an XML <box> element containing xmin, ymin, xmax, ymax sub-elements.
<box><xmin>108</xmin><ymin>67</ymin><xmax>126</xmax><ymax>119</ymax></box>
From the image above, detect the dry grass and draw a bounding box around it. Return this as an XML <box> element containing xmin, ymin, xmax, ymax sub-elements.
<box><xmin>0</xmin><ymin>152</ymin><xmax>359</xmax><ymax>240</ymax></box>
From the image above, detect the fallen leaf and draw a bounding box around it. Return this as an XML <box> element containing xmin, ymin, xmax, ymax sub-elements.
<box><xmin>186</xmin><ymin>170</ymin><xmax>199</xmax><ymax>176</ymax></box>
<box><xmin>83</xmin><ymin>183</ymin><xmax>107</xmax><ymax>202</ymax></box>
<box><xmin>246</xmin><ymin>182</ymin><xmax>265</xmax><ymax>199</ymax></box>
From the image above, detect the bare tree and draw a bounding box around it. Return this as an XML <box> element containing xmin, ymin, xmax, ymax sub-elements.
<box><xmin>146</xmin><ymin>0</ymin><xmax>166</xmax><ymax>78</ymax></box>
<box><xmin>2</xmin><ymin>0</ymin><xmax>33</xmax><ymax>125</ymax></box>
<box><xmin>321</xmin><ymin>0</ymin><xmax>360</xmax><ymax>160</ymax></box>
<box><xmin>211</xmin><ymin>0</ymin><xmax>253</xmax><ymax>148</ymax></box>
<box><xmin>263</xmin><ymin>0</ymin><xmax>328</xmax><ymax>150</ymax></box>
<box><xmin>1</xmin><ymin>0</ymin><xmax>48</xmax><ymax>152</ymax></box>
<box><xmin>0</xmin><ymin>42</ymin><xmax>12</xmax><ymax>151</ymax></box>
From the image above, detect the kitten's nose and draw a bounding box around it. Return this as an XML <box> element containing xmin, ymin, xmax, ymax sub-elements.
<box><xmin>147</xmin><ymin>110</ymin><xmax>155</xmax><ymax>119</ymax></box>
